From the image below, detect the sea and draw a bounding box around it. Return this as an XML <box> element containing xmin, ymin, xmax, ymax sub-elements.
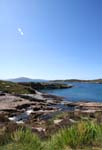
<box><xmin>41</xmin><ymin>82</ymin><xmax>102</xmax><ymax>102</ymax></box>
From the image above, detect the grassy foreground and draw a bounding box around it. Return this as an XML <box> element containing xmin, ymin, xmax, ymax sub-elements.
<box><xmin>0</xmin><ymin>120</ymin><xmax>102</xmax><ymax>150</ymax></box>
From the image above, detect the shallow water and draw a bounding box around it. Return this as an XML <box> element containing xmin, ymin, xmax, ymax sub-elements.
<box><xmin>41</xmin><ymin>82</ymin><xmax>102</xmax><ymax>102</ymax></box>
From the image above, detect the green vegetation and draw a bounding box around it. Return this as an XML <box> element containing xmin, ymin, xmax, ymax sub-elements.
<box><xmin>0</xmin><ymin>129</ymin><xmax>43</xmax><ymax>150</ymax></box>
<box><xmin>0</xmin><ymin>80</ymin><xmax>72</xmax><ymax>94</ymax></box>
<box><xmin>19</xmin><ymin>82</ymin><xmax>72</xmax><ymax>90</ymax></box>
<box><xmin>46</xmin><ymin>121</ymin><xmax>102</xmax><ymax>150</ymax></box>
<box><xmin>1</xmin><ymin>121</ymin><xmax>102</xmax><ymax>150</ymax></box>
<box><xmin>0</xmin><ymin>80</ymin><xmax>35</xmax><ymax>94</ymax></box>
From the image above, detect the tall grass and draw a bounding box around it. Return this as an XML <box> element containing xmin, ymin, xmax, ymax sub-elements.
<box><xmin>46</xmin><ymin>121</ymin><xmax>102</xmax><ymax>150</ymax></box>
<box><xmin>11</xmin><ymin>129</ymin><xmax>43</xmax><ymax>150</ymax></box>
<box><xmin>1</xmin><ymin>121</ymin><xmax>102</xmax><ymax>150</ymax></box>
<box><xmin>0</xmin><ymin>129</ymin><xmax>43</xmax><ymax>150</ymax></box>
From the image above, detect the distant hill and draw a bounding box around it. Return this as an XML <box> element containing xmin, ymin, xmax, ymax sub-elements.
<box><xmin>51</xmin><ymin>79</ymin><xmax>102</xmax><ymax>83</ymax></box>
<box><xmin>65</xmin><ymin>79</ymin><xmax>102</xmax><ymax>83</ymax></box>
<box><xmin>5</xmin><ymin>77</ymin><xmax>102</xmax><ymax>83</ymax></box>
<box><xmin>6</xmin><ymin>77</ymin><xmax>48</xmax><ymax>83</ymax></box>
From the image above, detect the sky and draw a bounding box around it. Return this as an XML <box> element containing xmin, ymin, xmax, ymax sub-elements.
<box><xmin>0</xmin><ymin>0</ymin><xmax>102</xmax><ymax>80</ymax></box>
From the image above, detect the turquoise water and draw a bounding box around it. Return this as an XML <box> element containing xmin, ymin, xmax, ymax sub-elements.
<box><xmin>42</xmin><ymin>82</ymin><xmax>102</xmax><ymax>102</ymax></box>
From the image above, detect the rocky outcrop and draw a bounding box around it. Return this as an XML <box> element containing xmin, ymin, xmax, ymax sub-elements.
<box><xmin>66</xmin><ymin>101</ymin><xmax>102</xmax><ymax>108</ymax></box>
<box><xmin>0</xmin><ymin>91</ymin><xmax>5</xmax><ymax>96</ymax></box>
<box><xmin>19</xmin><ymin>82</ymin><xmax>73</xmax><ymax>90</ymax></box>
<box><xmin>65</xmin><ymin>101</ymin><xmax>102</xmax><ymax>114</ymax></box>
<box><xmin>0</xmin><ymin>91</ymin><xmax>63</xmax><ymax>125</ymax></box>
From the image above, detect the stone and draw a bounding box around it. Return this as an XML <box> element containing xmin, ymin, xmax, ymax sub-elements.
<box><xmin>54</xmin><ymin>119</ymin><xmax>62</xmax><ymax>124</ymax></box>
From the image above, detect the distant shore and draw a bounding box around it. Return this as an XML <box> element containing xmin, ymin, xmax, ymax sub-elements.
<box><xmin>50</xmin><ymin>79</ymin><xmax>102</xmax><ymax>84</ymax></box>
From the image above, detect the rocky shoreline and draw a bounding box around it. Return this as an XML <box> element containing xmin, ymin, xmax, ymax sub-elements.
<box><xmin>0</xmin><ymin>80</ymin><xmax>73</xmax><ymax>126</ymax></box>
<box><xmin>0</xmin><ymin>90</ymin><xmax>102</xmax><ymax>125</ymax></box>
<box><xmin>0</xmin><ymin>91</ymin><xmax>63</xmax><ymax>122</ymax></box>
<box><xmin>0</xmin><ymin>80</ymin><xmax>102</xmax><ymax>139</ymax></box>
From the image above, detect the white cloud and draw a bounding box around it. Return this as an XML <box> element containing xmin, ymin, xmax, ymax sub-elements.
<box><xmin>18</xmin><ymin>28</ymin><xmax>24</xmax><ymax>36</ymax></box>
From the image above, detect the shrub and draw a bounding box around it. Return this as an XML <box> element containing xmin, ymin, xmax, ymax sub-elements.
<box><xmin>11</xmin><ymin>129</ymin><xmax>43</xmax><ymax>150</ymax></box>
<box><xmin>1</xmin><ymin>121</ymin><xmax>102</xmax><ymax>149</ymax></box>
<box><xmin>46</xmin><ymin>121</ymin><xmax>102</xmax><ymax>149</ymax></box>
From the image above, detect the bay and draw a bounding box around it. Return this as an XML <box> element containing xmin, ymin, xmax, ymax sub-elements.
<box><xmin>42</xmin><ymin>82</ymin><xmax>102</xmax><ymax>102</ymax></box>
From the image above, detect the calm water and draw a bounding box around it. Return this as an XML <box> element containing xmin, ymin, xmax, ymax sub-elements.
<box><xmin>42</xmin><ymin>82</ymin><xmax>102</xmax><ymax>102</ymax></box>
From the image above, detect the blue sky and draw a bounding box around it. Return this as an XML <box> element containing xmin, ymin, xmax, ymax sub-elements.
<box><xmin>0</xmin><ymin>0</ymin><xmax>102</xmax><ymax>80</ymax></box>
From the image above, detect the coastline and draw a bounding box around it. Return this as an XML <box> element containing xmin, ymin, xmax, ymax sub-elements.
<box><xmin>0</xmin><ymin>80</ymin><xmax>102</xmax><ymax>147</ymax></box>
<box><xmin>0</xmin><ymin>89</ymin><xmax>102</xmax><ymax>125</ymax></box>
<box><xmin>1</xmin><ymin>86</ymin><xmax>102</xmax><ymax>149</ymax></box>
<box><xmin>50</xmin><ymin>79</ymin><xmax>102</xmax><ymax>84</ymax></box>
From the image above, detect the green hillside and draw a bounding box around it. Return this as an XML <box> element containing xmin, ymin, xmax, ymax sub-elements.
<box><xmin>0</xmin><ymin>80</ymin><xmax>35</xmax><ymax>94</ymax></box>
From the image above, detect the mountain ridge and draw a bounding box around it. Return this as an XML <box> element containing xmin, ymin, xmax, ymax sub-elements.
<box><xmin>6</xmin><ymin>77</ymin><xmax>48</xmax><ymax>83</ymax></box>
<box><xmin>5</xmin><ymin>77</ymin><xmax>102</xmax><ymax>83</ymax></box>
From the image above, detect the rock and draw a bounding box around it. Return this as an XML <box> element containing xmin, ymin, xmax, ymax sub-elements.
<box><xmin>0</xmin><ymin>91</ymin><xmax>64</xmax><ymax>125</ymax></box>
<box><xmin>16</xmin><ymin>120</ymin><xmax>24</xmax><ymax>124</ymax></box>
<box><xmin>69</xmin><ymin>118</ymin><xmax>77</xmax><ymax>123</ymax></box>
<box><xmin>26</xmin><ymin>109</ymin><xmax>34</xmax><ymax>115</ymax></box>
<box><xmin>5</xmin><ymin>85</ymin><xmax>10</xmax><ymax>88</ymax></box>
<box><xmin>76</xmin><ymin>102</ymin><xmax>102</xmax><ymax>108</ymax></box>
<box><xmin>42</xmin><ymin>93</ymin><xmax>63</xmax><ymax>101</ymax></box>
<box><xmin>19</xmin><ymin>82</ymin><xmax>73</xmax><ymax>90</ymax></box>
<box><xmin>8</xmin><ymin>109</ymin><xmax>34</xmax><ymax>122</ymax></box>
<box><xmin>54</xmin><ymin>119</ymin><xmax>62</xmax><ymax>124</ymax></box>
<box><xmin>0</xmin><ymin>91</ymin><xmax>5</xmax><ymax>96</ymax></box>
<box><xmin>0</xmin><ymin>113</ymin><xmax>9</xmax><ymax>122</ymax></box>
<box><xmin>17</xmin><ymin>94</ymin><xmax>46</xmax><ymax>102</ymax></box>
<box><xmin>66</xmin><ymin>101</ymin><xmax>102</xmax><ymax>112</ymax></box>
<box><xmin>74</xmin><ymin>109</ymin><xmax>81</xmax><ymax>117</ymax></box>
<box><xmin>33</xmin><ymin>106</ymin><xmax>41</xmax><ymax>111</ymax></box>
<box><xmin>16</xmin><ymin>103</ymin><xmax>31</xmax><ymax>109</ymax></box>
<box><xmin>8</xmin><ymin>116</ymin><xmax>16</xmax><ymax>121</ymax></box>
<box><xmin>32</xmin><ymin>127</ymin><xmax>45</xmax><ymax>132</ymax></box>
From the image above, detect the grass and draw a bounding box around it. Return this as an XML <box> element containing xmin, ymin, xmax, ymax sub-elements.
<box><xmin>0</xmin><ymin>80</ymin><xmax>35</xmax><ymax>94</ymax></box>
<box><xmin>1</xmin><ymin>120</ymin><xmax>102</xmax><ymax>150</ymax></box>
<box><xmin>46</xmin><ymin>121</ymin><xmax>102</xmax><ymax>150</ymax></box>
<box><xmin>10</xmin><ymin>129</ymin><xmax>43</xmax><ymax>150</ymax></box>
<box><xmin>0</xmin><ymin>128</ymin><xmax>43</xmax><ymax>150</ymax></box>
